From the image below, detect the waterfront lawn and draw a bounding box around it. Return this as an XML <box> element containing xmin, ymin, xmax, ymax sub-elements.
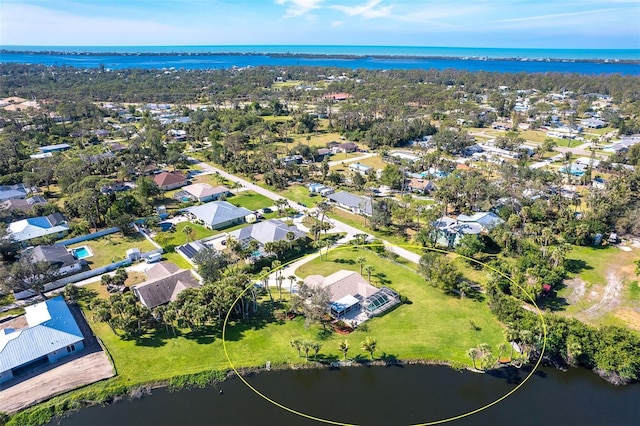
<box><xmin>227</xmin><ymin>191</ymin><xmax>273</xmax><ymax>211</ymax></box>
<box><xmin>296</xmin><ymin>248</ymin><xmax>506</xmax><ymax>363</ymax></box>
<box><xmin>83</xmin><ymin>248</ymin><xmax>505</xmax><ymax>391</ymax></box>
<box><xmin>66</xmin><ymin>233</ymin><xmax>156</xmax><ymax>268</ymax></box>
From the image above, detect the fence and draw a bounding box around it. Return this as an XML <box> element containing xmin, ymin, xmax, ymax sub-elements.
<box><xmin>54</xmin><ymin>227</ymin><xmax>120</xmax><ymax>247</ymax></box>
<box><xmin>14</xmin><ymin>258</ymin><xmax>132</xmax><ymax>300</ymax></box>
<box><xmin>133</xmin><ymin>222</ymin><xmax>163</xmax><ymax>250</ymax></box>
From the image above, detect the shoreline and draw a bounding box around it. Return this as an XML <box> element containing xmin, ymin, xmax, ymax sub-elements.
<box><xmin>1</xmin><ymin>50</ymin><xmax>638</xmax><ymax>65</ymax></box>
<box><xmin>8</xmin><ymin>355</ymin><xmax>636</xmax><ymax>425</ymax></box>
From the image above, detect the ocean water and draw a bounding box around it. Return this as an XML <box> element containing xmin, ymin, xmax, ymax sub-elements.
<box><xmin>3</xmin><ymin>45</ymin><xmax>640</xmax><ymax>60</ymax></box>
<box><xmin>1</xmin><ymin>46</ymin><xmax>639</xmax><ymax>74</ymax></box>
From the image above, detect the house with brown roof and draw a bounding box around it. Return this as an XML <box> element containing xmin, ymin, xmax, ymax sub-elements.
<box><xmin>406</xmin><ymin>178</ymin><xmax>436</xmax><ymax>195</ymax></box>
<box><xmin>304</xmin><ymin>270</ymin><xmax>400</xmax><ymax>321</ymax></box>
<box><xmin>337</xmin><ymin>142</ymin><xmax>358</xmax><ymax>153</ymax></box>
<box><xmin>132</xmin><ymin>262</ymin><xmax>201</xmax><ymax>309</ymax></box>
<box><xmin>153</xmin><ymin>172</ymin><xmax>188</xmax><ymax>191</ymax></box>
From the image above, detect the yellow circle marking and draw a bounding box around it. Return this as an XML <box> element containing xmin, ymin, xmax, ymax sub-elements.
<box><xmin>222</xmin><ymin>243</ymin><xmax>547</xmax><ymax>425</ymax></box>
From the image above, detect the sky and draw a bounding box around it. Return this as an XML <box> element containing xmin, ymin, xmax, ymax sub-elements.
<box><xmin>1</xmin><ymin>0</ymin><xmax>639</xmax><ymax>49</ymax></box>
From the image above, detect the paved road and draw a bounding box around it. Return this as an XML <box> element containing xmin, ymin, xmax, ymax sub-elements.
<box><xmin>190</xmin><ymin>157</ymin><xmax>421</xmax><ymax>285</ymax></box>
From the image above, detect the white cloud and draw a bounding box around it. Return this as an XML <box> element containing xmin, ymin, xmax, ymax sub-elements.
<box><xmin>496</xmin><ymin>8</ymin><xmax>612</xmax><ymax>23</ymax></box>
<box><xmin>330</xmin><ymin>20</ymin><xmax>344</xmax><ymax>27</ymax></box>
<box><xmin>331</xmin><ymin>0</ymin><xmax>392</xmax><ymax>19</ymax></box>
<box><xmin>275</xmin><ymin>0</ymin><xmax>324</xmax><ymax>18</ymax></box>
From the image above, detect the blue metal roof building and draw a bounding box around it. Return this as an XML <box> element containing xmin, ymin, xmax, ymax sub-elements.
<box><xmin>0</xmin><ymin>296</ymin><xmax>84</xmax><ymax>384</ymax></box>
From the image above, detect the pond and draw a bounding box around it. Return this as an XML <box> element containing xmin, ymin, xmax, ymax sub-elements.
<box><xmin>50</xmin><ymin>364</ymin><xmax>640</xmax><ymax>426</ymax></box>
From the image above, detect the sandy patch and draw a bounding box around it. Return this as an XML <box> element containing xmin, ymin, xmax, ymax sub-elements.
<box><xmin>563</xmin><ymin>277</ymin><xmax>586</xmax><ymax>305</ymax></box>
<box><xmin>581</xmin><ymin>270</ymin><xmax>624</xmax><ymax>320</ymax></box>
<box><xmin>618</xmin><ymin>246</ymin><xmax>632</xmax><ymax>252</ymax></box>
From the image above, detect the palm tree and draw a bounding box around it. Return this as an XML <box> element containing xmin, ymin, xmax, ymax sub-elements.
<box><xmin>364</xmin><ymin>265</ymin><xmax>375</xmax><ymax>283</ymax></box>
<box><xmin>324</xmin><ymin>239</ymin><xmax>332</xmax><ymax>261</ymax></box>
<box><xmin>357</xmin><ymin>256</ymin><xmax>366</xmax><ymax>275</ymax></box>
<box><xmin>338</xmin><ymin>340</ymin><xmax>350</xmax><ymax>360</ymax></box>
<box><xmin>290</xmin><ymin>338</ymin><xmax>303</xmax><ymax>357</ymax></box>
<box><xmin>287</xmin><ymin>275</ymin><xmax>297</xmax><ymax>297</ymax></box>
<box><xmin>467</xmin><ymin>347</ymin><xmax>480</xmax><ymax>370</ymax></box>
<box><xmin>182</xmin><ymin>225</ymin><xmax>193</xmax><ymax>243</ymax></box>
<box><xmin>361</xmin><ymin>337</ymin><xmax>377</xmax><ymax>360</ymax></box>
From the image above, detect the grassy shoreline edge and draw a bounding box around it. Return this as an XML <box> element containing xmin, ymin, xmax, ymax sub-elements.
<box><xmin>5</xmin><ymin>357</ymin><xmax>471</xmax><ymax>426</ymax></box>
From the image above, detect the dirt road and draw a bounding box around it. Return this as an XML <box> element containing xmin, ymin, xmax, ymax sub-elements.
<box><xmin>581</xmin><ymin>270</ymin><xmax>624</xmax><ymax>320</ymax></box>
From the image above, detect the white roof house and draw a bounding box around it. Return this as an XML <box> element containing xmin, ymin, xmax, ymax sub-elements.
<box><xmin>182</xmin><ymin>183</ymin><xmax>230</xmax><ymax>202</ymax></box>
<box><xmin>7</xmin><ymin>213</ymin><xmax>70</xmax><ymax>243</ymax></box>
<box><xmin>348</xmin><ymin>162</ymin><xmax>373</xmax><ymax>175</ymax></box>
<box><xmin>0</xmin><ymin>296</ymin><xmax>84</xmax><ymax>383</ymax></box>
<box><xmin>185</xmin><ymin>201</ymin><xmax>252</xmax><ymax>230</ymax></box>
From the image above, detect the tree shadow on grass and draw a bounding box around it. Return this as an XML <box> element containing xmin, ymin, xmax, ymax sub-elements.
<box><xmin>374</xmin><ymin>272</ymin><xmax>391</xmax><ymax>286</ymax></box>
<box><xmin>131</xmin><ymin>329</ymin><xmax>169</xmax><ymax>347</ymax></box>
<box><xmin>315</xmin><ymin>353</ymin><xmax>339</xmax><ymax>363</ymax></box>
<box><xmin>565</xmin><ymin>259</ymin><xmax>592</xmax><ymax>274</ymax></box>
<box><xmin>222</xmin><ymin>308</ymin><xmax>276</xmax><ymax>342</ymax></box>
<box><xmin>184</xmin><ymin>325</ymin><xmax>219</xmax><ymax>344</ymax></box>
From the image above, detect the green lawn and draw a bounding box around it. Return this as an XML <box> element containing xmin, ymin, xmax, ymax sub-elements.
<box><xmin>629</xmin><ymin>281</ymin><xmax>640</xmax><ymax>302</ymax></box>
<box><xmin>296</xmin><ymin>247</ymin><xmax>506</xmax><ymax>362</ymax></box>
<box><xmin>84</xmin><ymin>247</ymin><xmax>505</xmax><ymax>388</ymax></box>
<box><xmin>162</xmin><ymin>252</ymin><xmax>194</xmax><ymax>270</ymax></box>
<box><xmin>227</xmin><ymin>191</ymin><xmax>274</xmax><ymax>211</ymax></box>
<box><xmin>66</xmin><ymin>233</ymin><xmax>157</xmax><ymax>268</ymax></box>
<box><xmin>159</xmin><ymin>221</ymin><xmax>217</xmax><ymax>248</ymax></box>
<box><xmin>351</xmin><ymin>155</ymin><xmax>386</xmax><ymax>170</ymax></box>
<box><xmin>279</xmin><ymin>185</ymin><xmax>319</xmax><ymax>207</ymax></box>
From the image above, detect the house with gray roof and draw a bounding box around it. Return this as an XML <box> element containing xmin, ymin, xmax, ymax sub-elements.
<box><xmin>7</xmin><ymin>213</ymin><xmax>70</xmax><ymax>244</ymax></box>
<box><xmin>326</xmin><ymin>191</ymin><xmax>372</xmax><ymax>216</ymax></box>
<box><xmin>229</xmin><ymin>219</ymin><xmax>307</xmax><ymax>258</ymax></box>
<box><xmin>304</xmin><ymin>270</ymin><xmax>400</xmax><ymax>321</ymax></box>
<box><xmin>184</xmin><ymin>201</ymin><xmax>252</xmax><ymax>230</ymax></box>
<box><xmin>0</xmin><ymin>183</ymin><xmax>33</xmax><ymax>202</ymax></box>
<box><xmin>24</xmin><ymin>245</ymin><xmax>83</xmax><ymax>276</ymax></box>
<box><xmin>132</xmin><ymin>262</ymin><xmax>201</xmax><ymax>309</ymax></box>
<box><xmin>1</xmin><ymin>195</ymin><xmax>47</xmax><ymax>213</ymax></box>
<box><xmin>433</xmin><ymin>212</ymin><xmax>503</xmax><ymax>247</ymax></box>
<box><xmin>0</xmin><ymin>296</ymin><xmax>85</xmax><ymax>384</ymax></box>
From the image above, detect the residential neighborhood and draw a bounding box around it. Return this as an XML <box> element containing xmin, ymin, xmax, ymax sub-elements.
<box><xmin>0</xmin><ymin>61</ymin><xmax>639</xmax><ymax>424</ymax></box>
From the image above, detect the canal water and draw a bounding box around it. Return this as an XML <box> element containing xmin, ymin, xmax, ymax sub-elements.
<box><xmin>50</xmin><ymin>365</ymin><xmax>640</xmax><ymax>426</ymax></box>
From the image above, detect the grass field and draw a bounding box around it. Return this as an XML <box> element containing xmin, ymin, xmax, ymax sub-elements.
<box><xmin>158</xmin><ymin>221</ymin><xmax>217</xmax><ymax>248</ymax></box>
<box><xmin>83</xmin><ymin>247</ymin><xmax>505</xmax><ymax>391</ymax></box>
<box><xmin>296</xmin><ymin>248</ymin><xmax>506</xmax><ymax>362</ymax></box>
<box><xmin>278</xmin><ymin>185</ymin><xmax>319</xmax><ymax>207</ymax></box>
<box><xmin>227</xmin><ymin>191</ymin><xmax>274</xmax><ymax>211</ymax></box>
<box><xmin>66</xmin><ymin>233</ymin><xmax>156</xmax><ymax>268</ymax></box>
<box><xmin>349</xmin><ymin>155</ymin><xmax>386</xmax><ymax>170</ymax></box>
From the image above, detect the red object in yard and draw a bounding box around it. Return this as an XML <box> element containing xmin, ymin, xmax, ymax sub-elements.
<box><xmin>542</xmin><ymin>284</ymin><xmax>552</xmax><ymax>293</ymax></box>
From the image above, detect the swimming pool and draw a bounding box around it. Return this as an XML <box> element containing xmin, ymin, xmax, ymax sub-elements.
<box><xmin>71</xmin><ymin>246</ymin><xmax>93</xmax><ymax>259</ymax></box>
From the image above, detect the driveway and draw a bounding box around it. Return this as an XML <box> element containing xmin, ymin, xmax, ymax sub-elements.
<box><xmin>189</xmin><ymin>157</ymin><xmax>421</xmax><ymax>266</ymax></box>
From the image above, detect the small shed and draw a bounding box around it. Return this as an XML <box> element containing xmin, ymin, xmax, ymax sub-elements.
<box><xmin>126</xmin><ymin>248</ymin><xmax>141</xmax><ymax>261</ymax></box>
<box><xmin>245</xmin><ymin>213</ymin><xmax>257</xmax><ymax>224</ymax></box>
